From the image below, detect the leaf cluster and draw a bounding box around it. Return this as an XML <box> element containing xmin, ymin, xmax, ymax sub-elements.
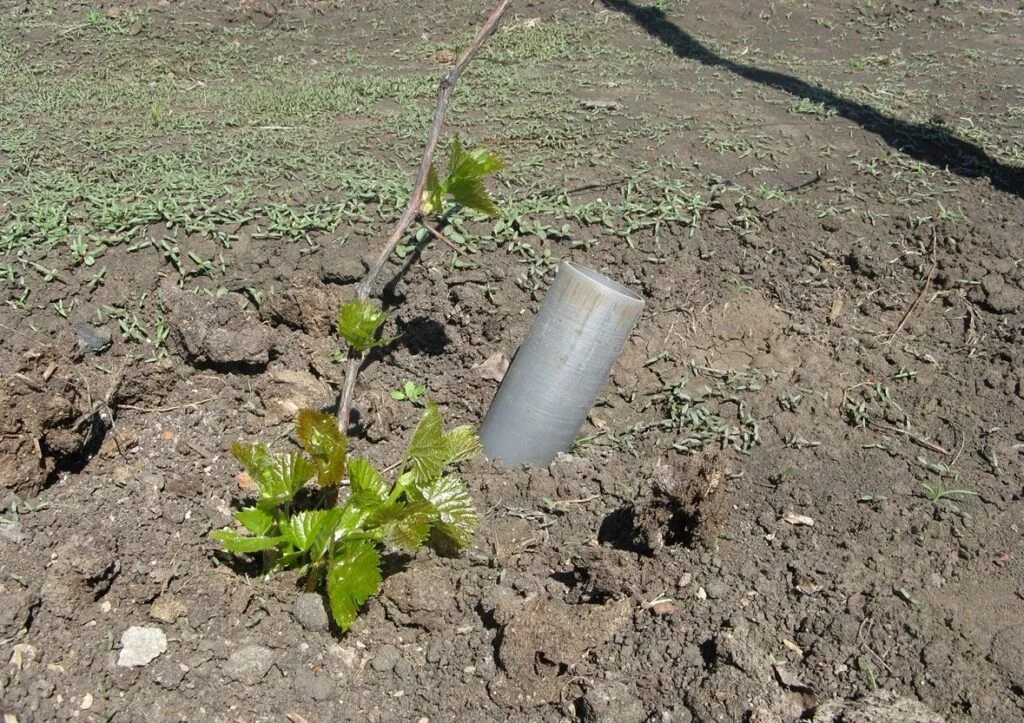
<box><xmin>212</xmin><ymin>403</ymin><xmax>481</xmax><ymax>631</ymax></box>
<box><xmin>421</xmin><ymin>139</ymin><xmax>504</xmax><ymax>218</ymax></box>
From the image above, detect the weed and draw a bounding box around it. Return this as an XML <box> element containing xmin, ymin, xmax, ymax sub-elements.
<box><xmin>391</xmin><ymin>381</ymin><xmax>427</xmax><ymax>407</ymax></box>
<box><xmin>920</xmin><ymin>481</ymin><xmax>977</xmax><ymax>504</ymax></box>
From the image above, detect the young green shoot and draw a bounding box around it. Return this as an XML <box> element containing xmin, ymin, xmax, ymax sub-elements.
<box><xmin>921</xmin><ymin>482</ymin><xmax>978</xmax><ymax>505</ymax></box>
<box><xmin>212</xmin><ymin>402</ymin><xmax>480</xmax><ymax>631</ymax></box>
<box><xmin>391</xmin><ymin>380</ymin><xmax>427</xmax><ymax>407</ymax></box>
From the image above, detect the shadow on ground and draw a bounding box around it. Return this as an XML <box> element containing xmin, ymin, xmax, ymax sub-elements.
<box><xmin>601</xmin><ymin>0</ymin><xmax>1024</xmax><ymax>199</ymax></box>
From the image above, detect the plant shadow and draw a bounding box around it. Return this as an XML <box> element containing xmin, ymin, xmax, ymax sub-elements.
<box><xmin>600</xmin><ymin>0</ymin><xmax>1024</xmax><ymax>199</ymax></box>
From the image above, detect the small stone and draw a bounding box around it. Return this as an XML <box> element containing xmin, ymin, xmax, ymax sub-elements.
<box><xmin>293</xmin><ymin>593</ymin><xmax>329</xmax><ymax>632</ymax></box>
<box><xmin>370</xmin><ymin>644</ymin><xmax>401</xmax><ymax>673</ymax></box>
<box><xmin>695</xmin><ymin>587</ymin><xmax>707</xmax><ymax>600</ymax></box>
<box><xmin>71</xmin><ymin>320</ymin><xmax>112</xmax><ymax>354</ymax></box>
<box><xmin>783</xmin><ymin>513</ymin><xmax>815</xmax><ymax>527</ymax></box>
<box><xmin>705</xmin><ymin>581</ymin><xmax>728</xmax><ymax>600</ymax></box>
<box><xmin>117</xmin><ymin>626</ymin><xmax>167</xmax><ymax>667</ymax></box>
<box><xmin>223</xmin><ymin>645</ymin><xmax>274</xmax><ymax>685</ymax></box>
<box><xmin>80</xmin><ymin>693</ymin><xmax>93</xmax><ymax>710</ymax></box>
<box><xmin>677</xmin><ymin>573</ymin><xmax>692</xmax><ymax>588</ymax></box>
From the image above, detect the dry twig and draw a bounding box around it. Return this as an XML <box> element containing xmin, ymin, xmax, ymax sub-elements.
<box><xmin>337</xmin><ymin>0</ymin><xmax>513</xmax><ymax>429</ymax></box>
<box><xmin>885</xmin><ymin>232</ymin><xmax>938</xmax><ymax>344</ymax></box>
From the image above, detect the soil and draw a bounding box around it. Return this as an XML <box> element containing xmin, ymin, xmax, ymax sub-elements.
<box><xmin>1</xmin><ymin>1</ymin><xmax>1022</xmax><ymax>722</ymax></box>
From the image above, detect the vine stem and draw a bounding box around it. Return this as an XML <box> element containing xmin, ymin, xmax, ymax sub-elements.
<box><xmin>336</xmin><ymin>0</ymin><xmax>513</xmax><ymax>430</ymax></box>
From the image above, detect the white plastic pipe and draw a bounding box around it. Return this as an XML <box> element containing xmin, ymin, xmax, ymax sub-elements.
<box><xmin>479</xmin><ymin>260</ymin><xmax>645</xmax><ymax>466</ymax></box>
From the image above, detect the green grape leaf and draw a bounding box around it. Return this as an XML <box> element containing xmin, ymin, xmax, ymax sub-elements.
<box><xmin>419</xmin><ymin>475</ymin><xmax>479</xmax><ymax>548</ymax></box>
<box><xmin>404</xmin><ymin>400</ymin><xmax>447</xmax><ymax>487</ymax></box>
<box><xmin>445</xmin><ymin>176</ymin><xmax>501</xmax><ymax>218</ymax></box>
<box><xmin>367</xmin><ymin>500</ymin><xmax>435</xmax><ymax>552</ymax></box>
<box><xmin>296</xmin><ymin>408</ymin><xmax>347</xmax><ymax>487</ymax></box>
<box><xmin>337</xmin><ymin>299</ymin><xmax>391</xmax><ymax>354</ymax></box>
<box><xmin>283</xmin><ymin>509</ymin><xmax>342</xmax><ymax>554</ymax></box>
<box><xmin>448</xmin><ymin>137</ymin><xmax>504</xmax><ymax>181</ymax></box>
<box><xmin>348</xmin><ymin>457</ymin><xmax>389</xmax><ymax>507</ymax></box>
<box><xmin>444</xmin><ymin>138</ymin><xmax>504</xmax><ymax>217</ymax></box>
<box><xmin>234</xmin><ymin>507</ymin><xmax>275</xmax><ymax>536</ymax></box>
<box><xmin>468</xmin><ymin>146</ymin><xmax>506</xmax><ymax>176</ymax></box>
<box><xmin>212</xmin><ymin>529</ymin><xmax>284</xmax><ymax>553</ymax></box>
<box><xmin>443</xmin><ymin>425</ymin><xmax>482</xmax><ymax>466</ymax></box>
<box><xmin>327</xmin><ymin>539</ymin><xmax>382</xmax><ymax>631</ymax></box>
<box><xmin>421</xmin><ymin>162</ymin><xmax>445</xmax><ymax>216</ymax></box>
<box><xmin>232</xmin><ymin>443</ymin><xmax>315</xmax><ymax>506</ymax></box>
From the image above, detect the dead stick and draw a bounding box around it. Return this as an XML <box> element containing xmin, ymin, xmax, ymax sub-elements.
<box><xmin>866</xmin><ymin>421</ymin><xmax>950</xmax><ymax>456</ymax></box>
<box><xmin>337</xmin><ymin>0</ymin><xmax>512</xmax><ymax>430</ymax></box>
<box><xmin>421</xmin><ymin>223</ymin><xmax>479</xmax><ymax>266</ymax></box>
<box><xmin>885</xmin><ymin>232</ymin><xmax>938</xmax><ymax>344</ymax></box>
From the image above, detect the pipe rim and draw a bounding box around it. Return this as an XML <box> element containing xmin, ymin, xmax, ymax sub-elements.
<box><xmin>564</xmin><ymin>261</ymin><xmax>645</xmax><ymax>304</ymax></box>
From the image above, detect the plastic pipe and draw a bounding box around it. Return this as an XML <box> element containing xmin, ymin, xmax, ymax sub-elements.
<box><xmin>479</xmin><ymin>260</ymin><xmax>645</xmax><ymax>466</ymax></box>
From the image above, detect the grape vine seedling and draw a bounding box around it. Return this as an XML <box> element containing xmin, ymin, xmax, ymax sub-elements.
<box><xmin>212</xmin><ymin>402</ymin><xmax>481</xmax><ymax>631</ymax></box>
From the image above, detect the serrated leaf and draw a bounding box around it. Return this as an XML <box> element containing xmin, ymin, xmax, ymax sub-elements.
<box><xmin>367</xmin><ymin>500</ymin><xmax>434</xmax><ymax>552</ymax></box>
<box><xmin>296</xmin><ymin>408</ymin><xmax>348</xmax><ymax>487</ymax></box>
<box><xmin>212</xmin><ymin>529</ymin><xmax>284</xmax><ymax>553</ymax></box>
<box><xmin>446</xmin><ymin>176</ymin><xmax>501</xmax><ymax>218</ymax></box>
<box><xmin>337</xmin><ymin>299</ymin><xmax>389</xmax><ymax>354</ymax></box>
<box><xmin>234</xmin><ymin>507</ymin><xmax>275</xmax><ymax>536</ymax></box>
<box><xmin>283</xmin><ymin>510</ymin><xmax>342</xmax><ymax>554</ymax></box>
<box><xmin>327</xmin><ymin>539</ymin><xmax>382</xmax><ymax>631</ymax></box>
<box><xmin>448</xmin><ymin>137</ymin><xmax>503</xmax><ymax>182</ymax></box>
<box><xmin>443</xmin><ymin>425</ymin><xmax>482</xmax><ymax>466</ymax></box>
<box><xmin>421</xmin><ymin>162</ymin><xmax>445</xmax><ymax>216</ymax></box>
<box><xmin>404</xmin><ymin>400</ymin><xmax>447</xmax><ymax>487</ymax></box>
<box><xmin>232</xmin><ymin>443</ymin><xmax>315</xmax><ymax>505</ymax></box>
<box><xmin>231</xmin><ymin>441</ymin><xmax>274</xmax><ymax>483</ymax></box>
<box><xmin>348</xmin><ymin>457</ymin><xmax>389</xmax><ymax>507</ymax></box>
<box><xmin>468</xmin><ymin>146</ymin><xmax>505</xmax><ymax>175</ymax></box>
<box><xmin>419</xmin><ymin>475</ymin><xmax>479</xmax><ymax>548</ymax></box>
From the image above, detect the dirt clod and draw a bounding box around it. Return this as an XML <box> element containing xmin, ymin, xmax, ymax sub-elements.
<box><xmin>812</xmin><ymin>690</ymin><xmax>946</xmax><ymax>722</ymax></box>
<box><xmin>292</xmin><ymin>592</ymin><xmax>330</xmax><ymax>632</ymax></box>
<box><xmin>223</xmin><ymin>644</ymin><xmax>275</xmax><ymax>685</ymax></box>
<box><xmin>578</xmin><ymin>679</ymin><xmax>646</xmax><ymax>722</ymax></box>
<box><xmin>165</xmin><ymin>290</ymin><xmax>271</xmax><ymax>369</ymax></box>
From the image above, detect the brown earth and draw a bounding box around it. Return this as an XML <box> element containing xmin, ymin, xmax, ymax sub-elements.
<box><xmin>0</xmin><ymin>1</ymin><xmax>1022</xmax><ymax>721</ymax></box>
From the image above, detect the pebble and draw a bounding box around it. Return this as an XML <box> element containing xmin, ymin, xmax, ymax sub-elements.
<box><xmin>223</xmin><ymin>645</ymin><xmax>274</xmax><ymax>685</ymax></box>
<box><xmin>695</xmin><ymin>587</ymin><xmax>707</xmax><ymax>601</ymax></box>
<box><xmin>71</xmin><ymin>320</ymin><xmax>112</xmax><ymax>354</ymax></box>
<box><xmin>293</xmin><ymin>593</ymin><xmax>330</xmax><ymax>632</ymax></box>
<box><xmin>783</xmin><ymin>513</ymin><xmax>815</xmax><ymax>527</ymax></box>
<box><xmin>117</xmin><ymin>626</ymin><xmax>167</xmax><ymax>667</ymax></box>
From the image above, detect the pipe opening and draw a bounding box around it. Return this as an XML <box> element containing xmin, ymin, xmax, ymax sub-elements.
<box><xmin>565</xmin><ymin>261</ymin><xmax>644</xmax><ymax>303</ymax></box>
